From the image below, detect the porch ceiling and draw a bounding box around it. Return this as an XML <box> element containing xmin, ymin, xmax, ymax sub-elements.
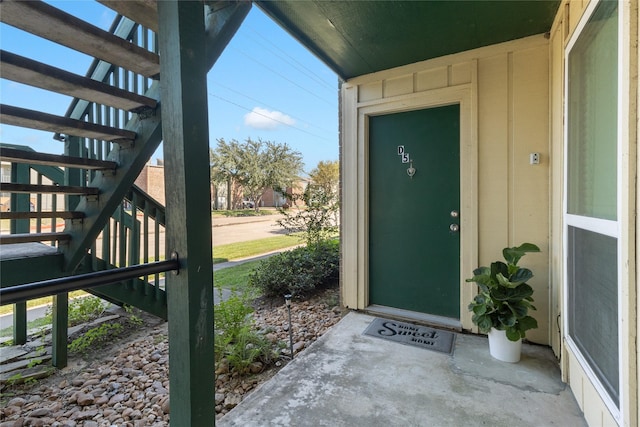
<box><xmin>256</xmin><ymin>0</ymin><xmax>560</xmax><ymax>80</ymax></box>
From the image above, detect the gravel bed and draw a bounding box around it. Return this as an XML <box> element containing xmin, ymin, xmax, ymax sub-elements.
<box><xmin>0</xmin><ymin>288</ymin><xmax>343</xmax><ymax>426</ymax></box>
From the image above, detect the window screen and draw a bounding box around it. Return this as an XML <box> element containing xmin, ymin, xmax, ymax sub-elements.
<box><xmin>568</xmin><ymin>227</ymin><xmax>619</xmax><ymax>405</ymax></box>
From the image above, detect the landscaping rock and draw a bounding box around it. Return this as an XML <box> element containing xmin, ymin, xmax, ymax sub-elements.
<box><xmin>0</xmin><ymin>288</ymin><xmax>343</xmax><ymax>424</ymax></box>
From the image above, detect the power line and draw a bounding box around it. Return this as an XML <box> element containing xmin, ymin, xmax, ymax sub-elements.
<box><xmin>208</xmin><ymin>92</ymin><xmax>334</xmax><ymax>142</ymax></box>
<box><xmin>240</xmin><ymin>28</ymin><xmax>336</xmax><ymax>92</ymax></box>
<box><xmin>210</xmin><ymin>81</ymin><xmax>335</xmax><ymax>134</ymax></box>
<box><xmin>232</xmin><ymin>47</ymin><xmax>335</xmax><ymax>106</ymax></box>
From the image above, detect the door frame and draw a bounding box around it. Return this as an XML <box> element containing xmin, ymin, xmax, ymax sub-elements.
<box><xmin>341</xmin><ymin>74</ymin><xmax>478</xmax><ymax>331</ymax></box>
<box><xmin>367</xmin><ymin>105</ymin><xmax>462</xmax><ymax>320</ymax></box>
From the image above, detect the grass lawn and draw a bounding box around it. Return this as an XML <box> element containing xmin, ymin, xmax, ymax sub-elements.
<box><xmin>214</xmin><ymin>260</ymin><xmax>262</xmax><ymax>292</ymax></box>
<box><xmin>213</xmin><ymin>234</ymin><xmax>300</xmax><ymax>263</ymax></box>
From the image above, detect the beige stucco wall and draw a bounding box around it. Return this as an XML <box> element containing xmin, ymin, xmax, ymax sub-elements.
<box><xmin>341</xmin><ymin>35</ymin><xmax>551</xmax><ymax>343</ymax></box>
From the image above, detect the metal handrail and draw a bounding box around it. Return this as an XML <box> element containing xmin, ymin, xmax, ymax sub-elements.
<box><xmin>0</xmin><ymin>256</ymin><xmax>178</xmax><ymax>306</ymax></box>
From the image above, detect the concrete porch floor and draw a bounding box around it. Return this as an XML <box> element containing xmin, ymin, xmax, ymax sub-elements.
<box><xmin>219</xmin><ymin>312</ymin><xmax>587</xmax><ymax>427</ymax></box>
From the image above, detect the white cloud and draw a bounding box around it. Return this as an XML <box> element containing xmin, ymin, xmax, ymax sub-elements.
<box><xmin>244</xmin><ymin>107</ymin><xmax>295</xmax><ymax>130</ymax></box>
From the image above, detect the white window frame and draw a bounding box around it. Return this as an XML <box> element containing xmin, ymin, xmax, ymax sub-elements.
<box><xmin>562</xmin><ymin>0</ymin><xmax>625</xmax><ymax>422</ymax></box>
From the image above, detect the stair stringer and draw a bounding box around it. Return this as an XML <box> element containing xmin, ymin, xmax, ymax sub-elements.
<box><xmin>63</xmin><ymin>85</ymin><xmax>163</xmax><ymax>272</ymax></box>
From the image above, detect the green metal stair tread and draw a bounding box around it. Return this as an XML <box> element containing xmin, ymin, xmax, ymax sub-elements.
<box><xmin>0</xmin><ymin>0</ymin><xmax>160</xmax><ymax>78</ymax></box>
<box><xmin>0</xmin><ymin>143</ymin><xmax>65</xmax><ymax>185</ymax></box>
<box><xmin>1</xmin><ymin>183</ymin><xmax>99</xmax><ymax>196</ymax></box>
<box><xmin>0</xmin><ymin>253</ymin><xmax>65</xmax><ymax>289</ymax></box>
<box><xmin>0</xmin><ymin>147</ymin><xmax>118</xmax><ymax>170</ymax></box>
<box><xmin>0</xmin><ymin>211</ymin><xmax>85</xmax><ymax>220</ymax></box>
<box><xmin>0</xmin><ymin>242</ymin><xmax>60</xmax><ymax>260</ymax></box>
<box><xmin>98</xmin><ymin>0</ymin><xmax>159</xmax><ymax>33</ymax></box>
<box><xmin>0</xmin><ymin>104</ymin><xmax>136</xmax><ymax>142</ymax></box>
<box><xmin>0</xmin><ymin>50</ymin><xmax>157</xmax><ymax>113</ymax></box>
<box><xmin>0</xmin><ymin>233</ymin><xmax>71</xmax><ymax>245</ymax></box>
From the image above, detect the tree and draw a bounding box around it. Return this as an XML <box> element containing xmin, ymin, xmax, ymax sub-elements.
<box><xmin>210</xmin><ymin>138</ymin><xmax>303</xmax><ymax>210</ymax></box>
<box><xmin>277</xmin><ymin>160</ymin><xmax>340</xmax><ymax>246</ymax></box>
<box><xmin>308</xmin><ymin>160</ymin><xmax>339</xmax><ymax>202</ymax></box>
<box><xmin>210</xmin><ymin>140</ymin><xmax>243</xmax><ymax>209</ymax></box>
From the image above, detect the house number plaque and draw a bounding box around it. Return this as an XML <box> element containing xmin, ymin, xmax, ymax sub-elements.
<box><xmin>397</xmin><ymin>146</ymin><xmax>416</xmax><ymax>178</ymax></box>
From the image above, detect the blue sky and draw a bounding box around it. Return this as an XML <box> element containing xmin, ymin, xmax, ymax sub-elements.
<box><xmin>0</xmin><ymin>2</ymin><xmax>339</xmax><ymax>173</ymax></box>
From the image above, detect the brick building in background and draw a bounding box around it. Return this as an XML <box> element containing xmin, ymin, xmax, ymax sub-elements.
<box><xmin>134</xmin><ymin>160</ymin><xmax>165</xmax><ymax>206</ymax></box>
<box><xmin>135</xmin><ymin>160</ymin><xmax>308</xmax><ymax>210</ymax></box>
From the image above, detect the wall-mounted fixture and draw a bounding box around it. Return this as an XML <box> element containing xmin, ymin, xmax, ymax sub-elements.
<box><xmin>529</xmin><ymin>153</ymin><xmax>540</xmax><ymax>165</ymax></box>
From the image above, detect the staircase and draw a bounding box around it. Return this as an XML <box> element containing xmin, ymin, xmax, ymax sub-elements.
<box><xmin>0</xmin><ymin>0</ymin><xmax>251</xmax><ymax>367</ymax></box>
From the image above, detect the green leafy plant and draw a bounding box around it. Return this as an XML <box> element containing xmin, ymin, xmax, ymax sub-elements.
<box><xmin>68</xmin><ymin>296</ymin><xmax>106</xmax><ymax>325</ymax></box>
<box><xmin>214</xmin><ymin>290</ymin><xmax>255</xmax><ymax>344</ymax></box>
<box><xmin>45</xmin><ymin>296</ymin><xmax>106</xmax><ymax>327</ymax></box>
<box><xmin>5</xmin><ymin>372</ymin><xmax>39</xmax><ymax>387</ymax></box>
<box><xmin>123</xmin><ymin>305</ymin><xmax>144</xmax><ymax>326</ymax></box>
<box><xmin>69</xmin><ymin>323</ymin><xmax>123</xmax><ymax>354</ymax></box>
<box><xmin>6</xmin><ymin>372</ymin><xmax>24</xmax><ymax>386</ymax></box>
<box><xmin>249</xmin><ymin>239</ymin><xmax>339</xmax><ymax>298</ymax></box>
<box><xmin>224</xmin><ymin>326</ymin><xmax>275</xmax><ymax>373</ymax></box>
<box><xmin>466</xmin><ymin>243</ymin><xmax>540</xmax><ymax>341</ymax></box>
<box><xmin>27</xmin><ymin>358</ymin><xmax>43</xmax><ymax>368</ymax></box>
<box><xmin>214</xmin><ymin>288</ymin><xmax>279</xmax><ymax>374</ymax></box>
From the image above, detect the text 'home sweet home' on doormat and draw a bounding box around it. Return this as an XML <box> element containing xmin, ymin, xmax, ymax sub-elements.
<box><xmin>363</xmin><ymin>318</ymin><xmax>456</xmax><ymax>355</ymax></box>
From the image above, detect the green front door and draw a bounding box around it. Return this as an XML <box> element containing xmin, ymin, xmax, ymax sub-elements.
<box><xmin>369</xmin><ymin>105</ymin><xmax>460</xmax><ymax>318</ymax></box>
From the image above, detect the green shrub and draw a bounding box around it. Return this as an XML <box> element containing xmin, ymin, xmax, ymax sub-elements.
<box><xmin>249</xmin><ymin>239</ymin><xmax>339</xmax><ymax>298</ymax></box>
<box><xmin>68</xmin><ymin>296</ymin><xmax>106</xmax><ymax>325</ymax></box>
<box><xmin>45</xmin><ymin>296</ymin><xmax>106</xmax><ymax>327</ymax></box>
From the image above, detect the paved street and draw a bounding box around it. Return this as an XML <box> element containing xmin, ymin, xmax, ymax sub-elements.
<box><xmin>212</xmin><ymin>214</ymin><xmax>288</xmax><ymax>245</ymax></box>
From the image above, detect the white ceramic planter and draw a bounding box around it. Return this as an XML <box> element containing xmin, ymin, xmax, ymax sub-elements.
<box><xmin>488</xmin><ymin>328</ymin><xmax>522</xmax><ymax>363</ymax></box>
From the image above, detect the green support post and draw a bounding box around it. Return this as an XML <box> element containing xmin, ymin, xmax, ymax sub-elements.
<box><xmin>158</xmin><ymin>2</ymin><xmax>215</xmax><ymax>425</ymax></box>
<box><xmin>12</xmin><ymin>303</ymin><xmax>27</xmax><ymax>345</ymax></box>
<box><xmin>64</xmin><ymin>136</ymin><xmax>83</xmax><ymax>211</ymax></box>
<box><xmin>49</xmin><ymin>136</ymin><xmax>83</xmax><ymax>368</ymax></box>
<box><xmin>51</xmin><ymin>293</ymin><xmax>68</xmax><ymax>367</ymax></box>
<box><xmin>11</xmin><ymin>162</ymin><xmax>30</xmax><ymax>345</ymax></box>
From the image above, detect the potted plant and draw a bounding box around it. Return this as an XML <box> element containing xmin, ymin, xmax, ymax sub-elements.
<box><xmin>466</xmin><ymin>243</ymin><xmax>540</xmax><ymax>362</ymax></box>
